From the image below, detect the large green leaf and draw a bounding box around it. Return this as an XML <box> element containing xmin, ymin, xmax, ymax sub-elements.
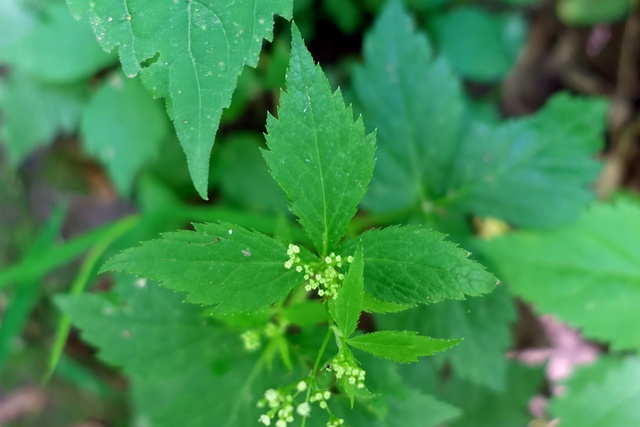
<box><xmin>264</xmin><ymin>26</ymin><xmax>375</xmax><ymax>256</ymax></box>
<box><xmin>430</xmin><ymin>5</ymin><xmax>526</xmax><ymax>82</ymax></box>
<box><xmin>354</xmin><ymin>0</ymin><xmax>467</xmax><ymax>213</ymax></box>
<box><xmin>348</xmin><ymin>331</ymin><xmax>460</xmax><ymax>363</ymax></box>
<box><xmin>0</xmin><ymin>3</ymin><xmax>116</xmax><ymax>82</ymax></box>
<box><xmin>82</xmin><ymin>73</ymin><xmax>169</xmax><ymax>195</ymax></box>
<box><xmin>59</xmin><ymin>275</ymin><xmax>299</xmax><ymax>427</ymax></box>
<box><xmin>353</xmin><ymin>1</ymin><xmax>606</xmax><ymax>228</ymax></box>
<box><xmin>339</xmin><ymin>226</ymin><xmax>496</xmax><ymax>306</ymax></box>
<box><xmin>0</xmin><ymin>73</ymin><xmax>85</xmax><ymax>165</ymax></box>
<box><xmin>67</xmin><ymin>0</ymin><xmax>293</xmax><ymax>198</ymax></box>
<box><xmin>103</xmin><ymin>222</ymin><xmax>306</xmax><ymax>313</ymax></box>
<box><xmin>549</xmin><ymin>357</ymin><xmax>640</xmax><ymax>427</ymax></box>
<box><xmin>448</xmin><ymin>93</ymin><xmax>606</xmax><ymax>228</ymax></box>
<box><xmin>480</xmin><ymin>199</ymin><xmax>640</xmax><ymax>352</ymax></box>
<box><xmin>377</xmin><ymin>286</ymin><xmax>516</xmax><ymax>391</ymax></box>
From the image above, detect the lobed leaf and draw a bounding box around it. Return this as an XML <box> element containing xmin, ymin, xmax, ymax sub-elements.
<box><xmin>347</xmin><ymin>330</ymin><xmax>460</xmax><ymax>363</ymax></box>
<box><xmin>339</xmin><ymin>226</ymin><xmax>496</xmax><ymax>306</ymax></box>
<box><xmin>329</xmin><ymin>243</ymin><xmax>364</xmax><ymax>338</ymax></box>
<box><xmin>67</xmin><ymin>0</ymin><xmax>293</xmax><ymax>198</ymax></box>
<box><xmin>354</xmin><ymin>1</ymin><xmax>606</xmax><ymax>228</ymax></box>
<box><xmin>264</xmin><ymin>25</ymin><xmax>375</xmax><ymax>256</ymax></box>
<box><xmin>103</xmin><ymin>222</ymin><xmax>307</xmax><ymax>313</ymax></box>
<box><xmin>480</xmin><ymin>198</ymin><xmax>640</xmax><ymax>352</ymax></box>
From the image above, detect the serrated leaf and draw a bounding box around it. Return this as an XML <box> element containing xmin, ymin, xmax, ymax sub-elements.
<box><xmin>82</xmin><ymin>72</ymin><xmax>169</xmax><ymax>195</ymax></box>
<box><xmin>0</xmin><ymin>73</ymin><xmax>85</xmax><ymax>165</ymax></box>
<box><xmin>480</xmin><ymin>199</ymin><xmax>640</xmax><ymax>352</ymax></box>
<box><xmin>549</xmin><ymin>357</ymin><xmax>640</xmax><ymax>427</ymax></box>
<box><xmin>339</xmin><ymin>226</ymin><xmax>496</xmax><ymax>306</ymax></box>
<box><xmin>377</xmin><ymin>286</ymin><xmax>516</xmax><ymax>391</ymax></box>
<box><xmin>67</xmin><ymin>0</ymin><xmax>293</xmax><ymax>198</ymax></box>
<box><xmin>348</xmin><ymin>331</ymin><xmax>460</xmax><ymax>363</ymax></box>
<box><xmin>431</xmin><ymin>6</ymin><xmax>526</xmax><ymax>81</ymax></box>
<box><xmin>441</xmin><ymin>361</ymin><xmax>544</xmax><ymax>427</ymax></box>
<box><xmin>354</xmin><ymin>0</ymin><xmax>467</xmax><ymax>213</ymax></box>
<box><xmin>103</xmin><ymin>222</ymin><xmax>307</xmax><ymax>313</ymax></box>
<box><xmin>264</xmin><ymin>25</ymin><xmax>375</xmax><ymax>256</ymax></box>
<box><xmin>329</xmin><ymin>243</ymin><xmax>364</xmax><ymax>338</ymax></box>
<box><xmin>0</xmin><ymin>3</ymin><xmax>116</xmax><ymax>82</ymax></box>
<box><xmin>361</xmin><ymin>292</ymin><xmax>411</xmax><ymax>314</ymax></box>
<box><xmin>59</xmin><ymin>275</ymin><xmax>301</xmax><ymax>427</ymax></box>
<box><xmin>354</xmin><ymin>1</ymin><xmax>606</xmax><ymax>228</ymax></box>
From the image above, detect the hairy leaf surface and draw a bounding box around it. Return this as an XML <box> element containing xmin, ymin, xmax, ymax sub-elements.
<box><xmin>67</xmin><ymin>0</ymin><xmax>293</xmax><ymax>197</ymax></box>
<box><xmin>549</xmin><ymin>357</ymin><xmax>640</xmax><ymax>427</ymax></box>
<box><xmin>103</xmin><ymin>222</ymin><xmax>306</xmax><ymax>312</ymax></box>
<box><xmin>480</xmin><ymin>199</ymin><xmax>640</xmax><ymax>351</ymax></box>
<box><xmin>82</xmin><ymin>73</ymin><xmax>169</xmax><ymax>195</ymax></box>
<box><xmin>339</xmin><ymin>226</ymin><xmax>496</xmax><ymax>306</ymax></box>
<box><xmin>264</xmin><ymin>26</ymin><xmax>375</xmax><ymax>255</ymax></box>
<box><xmin>348</xmin><ymin>331</ymin><xmax>460</xmax><ymax>363</ymax></box>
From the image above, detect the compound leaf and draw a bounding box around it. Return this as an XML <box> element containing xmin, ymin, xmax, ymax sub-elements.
<box><xmin>329</xmin><ymin>243</ymin><xmax>364</xmax><ymax>338</ymax></box>
<box><xmin>103</xmin><ymin>222</ymin><xmax>305</xmax><ymax>313</ymax></box>
<box><xmin>67</xmin><ymin>0</ymin><xmax>293</xmax><ymax>198</ymax></box>
<box><xmin>264</xmin><ymin>26</ymin><xmax>375</xmax><ymax>256</ymax></box>
<box><xmin>549</xmin><ymin>356</ymin><xmax>640</xmax><ymax>427</ymax></box>
<box><xmin>348</xmin><ymin>331</ymin><xmax>460</xmax><ymax>363</ymax></box>
<box><xmin>480</xmin><ymin>199</ymin><xmax>640</xmax><ymax>352</ymax></box>
<box><xmin>58</xmin><ymin>275</ymin><xmax>300</xmax><ymax>427</ymax></box>
<box><xmin>82</xmin><ymin>72</ymin><xmax>170</xmax><ymax>195</ymax></box>
<box><xmin>339</xmin><ymin>226</ymin><xmax>496</xmax><ymax>306</ymax></box>
<box><xmin>354</xmin><ymin>1</ymin><xmax>606</xmax><ymax>228</ymax></box>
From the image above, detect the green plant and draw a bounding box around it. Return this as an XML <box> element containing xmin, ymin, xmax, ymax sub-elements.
<box><xmin>2</xmin><ymin>0</ymin><xmax>640</xmax><ymax>426</ymax></box>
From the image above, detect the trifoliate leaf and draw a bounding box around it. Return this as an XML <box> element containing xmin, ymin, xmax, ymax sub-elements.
<box><xmin>329</xmin><ymin>243</ymin><xmax>364</xmax><ymax>338</ymax></box>
<box><xmin>339</xmin><ymin>226</ymin><xmax>496</xmax><ymax>306</ymax></box>
<box><xmin>480</xmin><ymin>199</ymin><xmax>640</xmax><ymax>352</ymax></box>
<box><xmin>441</xmin><ymin>361</ymin><xmax>544</xmax><ymax>427</ymax></box>
<box><xmin>449</xmin><ymin>93</ymin><xmax>606</xmax><ymax>228</ymax></box>
<box><xmin>59</xmin><ymin>275</ymin><xmax>301</xmax><ymax>427</ymax></box>
<box><xmin>377</xmin><ymin>286</ymin><xmax>516</xmax><ymax>391</ymax></box>
<box><xmin>354</xmin><ymin>1</ymin><xmax>606</xmax><ymax>228</ymax></box>
<box><xmin>431</xmin><ymin>5</ymin><xmax>526</xmax><ymax>81</ymax></box>
<box><xmin>103</xmin><ymin>222</ymin><xmax>307</xmax><ymax>313</ymax></box>
<box><xmin>347</xmin><ymin>331</ymin><xmax>460</xmax><ymax>363</ymax></box>
<box><xmin>354</xmin><ymin>0</ymin><xmax>467</xmax><ymax>213</ymax></box>
<box><xmin>264</xmin><ymin>25</ymin><xmax>375</xmax><ymax>256</ymax></box>
<box><xmin>549</xmin><ymin>357</ymin><xmax>640</xmax><ymax>427</ymax></box>
<box><xmin>67</xmin><ymin>0</ymin><xmax>293</xmax><ymax>198</ymax></box>
<box><xmin>82</xmin><ymin>72</ymin><xmax>169</xmax><ymax>195</ymax></box>
<box><xmin>0</xmin><ymin>3</ymin><xmax>116</xmax><ymax>82</ymax></box>
<box><xmin>0</xmin><ymin>73</ymin><xmax>85</xmax><ymax>165</ymax></box>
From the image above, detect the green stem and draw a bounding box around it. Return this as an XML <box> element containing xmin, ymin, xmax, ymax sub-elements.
<box><xmin>43</xmin><ymin>215</ymin><xmax>140</xmax><ymax>382</ymax></box>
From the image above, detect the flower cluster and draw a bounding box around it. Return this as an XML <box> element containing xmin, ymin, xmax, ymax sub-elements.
<box><xmin>327</xmin><ymin>418</ymin><xmax>345</xmax><ymax>427</ymax></box>
<box><xmin>257</xmin><ymin>381</ymin><xmax>310</xmax><ymax>427</ymax></box>
<box><xmin>309</xmin><ymin>390</ymin><xmax>332</xmax><ymax>409</ymax></box>
<box><xmin>331</xmin><ymin>352</ymin><xmax>366</xmax><ymax>389</ymax></box>
<box><xmin>284</xmin><ymin>244</ymin><xmax>354</xmax><ymax>299</ymax></box>
<box><xmin>240</xmin><ymin>329</ymin><xmax>261</xmax><ymax>352</ymax></box>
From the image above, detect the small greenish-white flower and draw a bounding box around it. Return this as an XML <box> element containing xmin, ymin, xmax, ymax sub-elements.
<box><xmin>296</xmin><ymin>402</ymin><xmax>311</xmax><ymax>417</ymax></box>
<box><xmin>259</xmin><ymin>414</ymin><xmax>271</xmax><ymax>425</ymax></box>
<box><xmin>275</xmin><ymin>420</ymin><xmax>287</xmax><ymax>427</ymax></box>
<box><xmin>296</xmin><ymin>380</ymin><xmax>307</xmax><ymax>392</ymax></box>
<box><xmin>240</xmin><ymin>329</ymin><xmax>261</xmax><ymax>352</ymax></box>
